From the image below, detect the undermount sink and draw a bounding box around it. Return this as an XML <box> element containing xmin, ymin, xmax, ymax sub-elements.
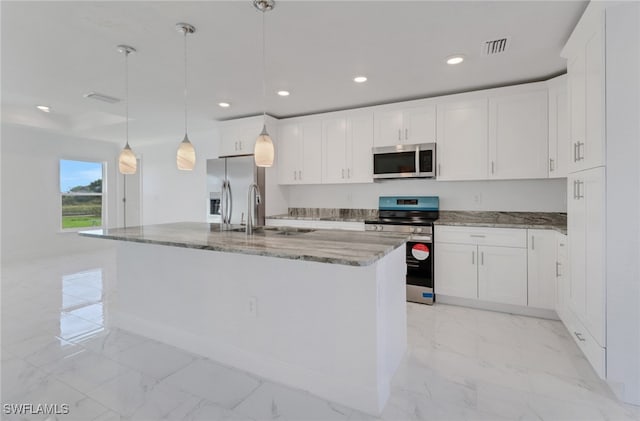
<box><xmin>225</xmin><ymin>226</ymin><xmax>315</xmax><ymax>235</ymax></box>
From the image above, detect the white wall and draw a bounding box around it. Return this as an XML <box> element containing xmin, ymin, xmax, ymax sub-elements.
<box><xmin>1</xmin><ymin>124</ymin><xmax>120</xmax><ymax>262</ymax></box>
<box><xmin>604</xmin><ymin>2</ymin><xmax>640</xmax><ymax>405</ymax></box>
<box><xmin>285</xmin><ymin>178</ymin><xmax>567</xmax><ymax>212</ymax></box>
<box><xmin>137</xmin><ymin>128</ymin><xmax>287</xmax><ymax>225</ymax></box>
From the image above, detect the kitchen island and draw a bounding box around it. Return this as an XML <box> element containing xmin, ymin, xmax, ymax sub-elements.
<box><xmin>80</xmin><ymin>222</ymin><xmax>408</xmax><ymax>414</ymax></box>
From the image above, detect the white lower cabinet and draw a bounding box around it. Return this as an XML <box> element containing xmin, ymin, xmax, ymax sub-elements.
<box><xmin>478</xmin><ymin>245</ymin><xmax>527</xmax><ymax>306</ymax></box>
<box><xmin>555</xmin><ymin>233</ymin><xmax>569</xmax><ymax>319</ymax></box>
<box><xmin>435</xmin><ymin>226</ymin><xmax>528</xmax><ymax>306</ymax></box>
<box><xmin>527</xmin><ymin>229</ymin><xmax>558</xmax><ymax>310</ymax></box>
<box><xmin>434</xmin><ymin>242</ymin><xmax>478</xmax><ymax>299</ymax></box>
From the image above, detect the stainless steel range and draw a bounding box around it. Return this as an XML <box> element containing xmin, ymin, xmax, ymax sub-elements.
<box><xmin>365</xmin><ymin>196</ymin><xmax>439</xmax><ymax>305</ymax></box>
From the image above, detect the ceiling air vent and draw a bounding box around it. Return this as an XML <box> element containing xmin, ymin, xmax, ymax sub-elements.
<box><xmin>83</xmin><ymin>92</ymin><xmax>121</xmax><ymax>104</ymax></box>
<box><xmin>482</xmin><ymin>37</ymin><xmax>510</xmax><ymax>56</ymax></box>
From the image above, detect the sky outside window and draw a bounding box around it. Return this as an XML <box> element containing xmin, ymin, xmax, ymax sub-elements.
<box><xmin>60</xmin><ymin>160</ymin><xmax>103</xmax><ymax>192</ymax></box>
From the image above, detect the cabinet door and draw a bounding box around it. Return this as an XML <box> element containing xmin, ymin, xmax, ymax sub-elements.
<box><xmin>322</xmin><ymin>117</ymin><xmax>348</xmax><ymax>184</ymax></box>
<box><xmin>436</xmin><ymin>98</ymin><xmax>488</xmax><ymax>180</ymax></box>
<box><xmin>568</xmin><ymin>53</ymin><xmax>586</xmax><ymax>173</ymax></box>
<box><xmin>582</xmin><ymin>167</ymin><xmax>605</xmax><ymax>346</ymax></box>
<box><xmin>237</xmin><ymin>122</ymin><xmax>261</xmax><ymax>155</ymax></box>
<box><xmin>555</xmin><ymin>234</ymin><xmax>569</xmax><ymax>319</ymax></box>
<box><xmin>478</xmin><ymin>245</ymin><xmax>527</xmax><ymax>306</ymax></box>
<box><xmin>583</xmin><ymin>27</ymin><xmax>605</xmax><ymax>170</ymax></box>
<box><xmin>373</xmin><ymin>109</ymin><xmax>403</xmax><ymax>147</ymax></box>
<box><xmin>277</xmin><ymin>122</ymin><xmax>300</xmax><ymax>185</ymax></box>
<box><xmin>346</xmin><ymin>112</ymin><xmax>374</xmax><ymax>183</ymax></box>
<box><xmin>300</xmin><ymin>120</ymin><xmax>322</xmax><ymax>184</ymax></box>
<box><xmin>220</xmin><ymin>126</ymin><xmax>240</xmax><ymax>157</ymax></box>
<box><xmin>527</xmin><ymin>229</ymin><xmax>557</xmax><ymax>310</ymax></box>
<box><xmin>568</xmin><ymin>173</ymin><xmax>586</xmax><ymax>318</ymax></box>
<box><xmin>548</xmin><ymin>78</ymin><xmax>569</xmax><ymax>178</ymax></box>
<box><xmin>403</xmin><ymin>105</ymin><xmax>436</xmax><ymax>144</ymax></box>
<box><xmin>489</xmin><ymin>89</ymin><xmax>549</xmax><ymax>179</ymax></box>
<box><xmin>434</xmin><ymin>243</ymin><xmax>478</xmax><ymax>299</ymax></box>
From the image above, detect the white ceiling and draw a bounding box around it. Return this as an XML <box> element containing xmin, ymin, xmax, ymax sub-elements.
<box><xmin>1</xmin><ymin>1</ymin><xmax>587</xmax><ymax>145</ymax></box>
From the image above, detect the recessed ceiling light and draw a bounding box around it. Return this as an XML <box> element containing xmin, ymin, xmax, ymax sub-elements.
<box><xmin>446</xmin><ymin>55</ymin><xmax>465</xmax><ymax>65</ymax></box>
<box><xmin>353</xmin><ymin>76</ymin><xmax>367</xmax><ymax>83</ymax></box>
<box><xmin>36</xmin><ymin>105</ymin><xmax>51</xmax><ymax>113</ymax></box>
<box><xmin>277</xmin><ymin>90</ymin><xmax>290</xmax><ymax>97</ymax></box>
<box><xmin>218</xmin><ymin>102</ymin><xmax>231</xmax><ymax>108</ymax></box>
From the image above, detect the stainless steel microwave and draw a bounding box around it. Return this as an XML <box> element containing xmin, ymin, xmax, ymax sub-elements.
<box><xmin>372</xmin><ymin>143</ymin><xmax>436</xmax><ymax>179</ymax></box>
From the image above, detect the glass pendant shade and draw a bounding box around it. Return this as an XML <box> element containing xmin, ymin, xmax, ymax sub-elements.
<box><xmin>254</xmin><ymin>125</ymin><xmax>274</xmax><ymax>167</ymax></box>
<box><xmin>177</xmin><ymin>134</ymin><xmax>196</xmax><ymax>170</ymax></box>
<box><xmin>119</xmin><ymin>144</ymin><xmax>137</xmax><ymax>174</ymax></box>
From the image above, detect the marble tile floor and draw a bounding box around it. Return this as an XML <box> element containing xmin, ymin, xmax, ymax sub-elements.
<box><xmin>2</xmin><ymin>250</ymin><xmax>640</xmax><ymax>421</ymax></box>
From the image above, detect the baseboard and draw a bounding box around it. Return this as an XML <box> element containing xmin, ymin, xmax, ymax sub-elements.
<box><xmin>436</xmin><ymin>295</ymin><xmax>559</xmax><ymax>320</ymax></box>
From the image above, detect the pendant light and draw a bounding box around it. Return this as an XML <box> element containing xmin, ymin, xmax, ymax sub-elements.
<box><xmin>176</xmin><ymin>23</ymin><xmax>196</xmax><ymax>171</ymax></box>
<box><xmin>117</xmin><ymin>45</ymin><xmax>137</xmax><ymax>175</ymax></box>
<box><xmin>253</xmin><ymin>0</ymin><xmax>275</xmax><ymax>167</ymax></box>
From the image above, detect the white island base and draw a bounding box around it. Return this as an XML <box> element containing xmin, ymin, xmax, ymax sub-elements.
<box><xmin>113</xmin><ymin>241</ymin><xmax>407</xmax><ymax>415</ymax></box>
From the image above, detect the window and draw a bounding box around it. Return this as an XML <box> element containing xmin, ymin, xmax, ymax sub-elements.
<box><xmin>60</xmin><ymin>160</ymin><xmax>104</xmax><ymax>230</ymax></box>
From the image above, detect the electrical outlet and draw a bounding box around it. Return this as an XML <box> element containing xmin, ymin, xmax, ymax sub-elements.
<box><xmin>248</xmin><ymin>297</ymin><xmax>257</xmax><ymax>317</ymax></box>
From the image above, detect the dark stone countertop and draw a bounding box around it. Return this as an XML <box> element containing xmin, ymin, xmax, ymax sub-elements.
<box><xmin>434</xmin><ymin>211</ymin><xmax>567</xmax><ymax>234</ymax></box>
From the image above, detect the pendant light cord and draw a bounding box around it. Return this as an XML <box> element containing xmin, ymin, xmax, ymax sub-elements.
<box><xmin>125</xmin><ymin>50</ymin><xmax>130</xmax><ymax>148</ymax></box>
<box><xmin>184</xmin><ymin>29</ymin><xmax>188</xmax><ymax>136</ymax></box>
<box><xmin>262</xmin><ymin>9</ymin><xmax>266</xmax><ymax>124</ymax></box>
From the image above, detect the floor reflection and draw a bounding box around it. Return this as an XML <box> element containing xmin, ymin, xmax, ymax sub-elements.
<box><xmin>60</xmin><ymin>269</ymin><xmax>104</xmax><ymax>342</ymax></box>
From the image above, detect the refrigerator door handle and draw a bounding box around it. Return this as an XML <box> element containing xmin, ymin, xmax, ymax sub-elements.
<box><xmin>226</xmin><ymin>181</ymin><xmax>233</xmax><ymax>224</ymax></box>
<box><xmin>221</xmin><ymin>181</ymin><xmax>228</xmax><ymax>224</ymax></box>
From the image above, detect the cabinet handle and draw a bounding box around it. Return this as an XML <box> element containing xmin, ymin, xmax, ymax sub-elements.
<box><xmin>347</xmin><ymin>168</ymin><xmax>351</xmax><ymax>178</ymax></box>
<box><xmin>405</xmin><ymin>128</ymin><xmax>408</xmax><ymax>140</ymax></box>
<box><xmin>480</xmin><ymin>251</ymin><xmax>484</xmax><ymax>266</ymax></box>
<box><xmin>341</xmin><ymin>169</ymin><xmax>345</xmax><ymax>179</ymax></box>
<box><xmin>469</xmin><ymin>234</ymin><xmax>486</xmax><ymax>238</ymax></box>
<box><xmin>239</xmin><ymin>141</ymin><xmax>243</xmax><ymax>150</ymax></box>
<box><xmin>472</xmin><ymin>251</ymin><xmax>475</xmax><ymax>265</ymax></box>
<box><xmin>556</xmin><ymin>262</ymin><xmax>561</xmax><ymax>277</ymax></box>
<box><xmin>549</xmin><ymin>158</ymin><xmax>555</xmax><ymax>172</ymax></box>
<box><xmin>531</xmin><ymin>235</ymin><xmax>535</xmax><ymax>251</ymax></box>
<box><xmin>574</xmin><ymin>331</ymin><xmax>586</xmax><ymax>342</ymax></box>
<box><xmin>577</xmin><ymin>180</ymin><xmax>584</xmax><ymax>199</ymax></box>
<box><xmin>573</xmin><ymin>142</ymin><xmax>579</xmax><ymax>162</ymax></box>
<box><xmin>398</xmin><ymin>129</ymin><xmax>401</xmax><ymax>142</ymax></box>
<box><xmin>491</xmin><ymin>161</ymin><xmax>495</xmax><ymax>175</ymax></box>
<box><xmin>293</xmin><ymin>171</ymin><xmax>297</xmax><ymax>181</ymax></box>
<box><xmin>299</xmin><ymin>170</ymin><xmax>302</xmax><ymax>180</ymax></box>
<box><xmin>572</xmin><ymin>180</ymin><xmax>577</xmax><ymax>199</ymax></box>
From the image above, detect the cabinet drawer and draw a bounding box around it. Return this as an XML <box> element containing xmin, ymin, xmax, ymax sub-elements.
<box><xmin>560</xmin><ymin>308</ymin><xmax>606</xmax><ymax>379</ymax></box>
<box><xmin>435</xmin><ymin>225</ymin><xmax>527</xmax><ymax>248</ymax></box>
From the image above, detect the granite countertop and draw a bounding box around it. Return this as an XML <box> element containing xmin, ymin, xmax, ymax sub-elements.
<box><xmin>434</xmin><ymin>211</ymin><xmax>567</xmax><ymax>234</ymax></box>
<box><xmin>79</xmin><ymin>222</ymin><xmax>408</xmax><ymax>267</ymax></box>
<box><xmin>267</xmin><ymin>208</ymin><xmax>377</xmax><ymax>222</ymax></box>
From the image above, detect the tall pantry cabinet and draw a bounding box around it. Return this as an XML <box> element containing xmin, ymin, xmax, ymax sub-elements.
<box><xmin>561</xmin><ymin>4</ymin><xmax>606</xmax><ymax>378</ymax></box>
<box><xmin>560</xmin><ymin>3</ymin><xmax>640</xmax><ymax>406</ymax></box>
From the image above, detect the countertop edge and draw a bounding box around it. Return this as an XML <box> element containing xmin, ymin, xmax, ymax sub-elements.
<box><xmin>79</xmin><ymin>230</ymin><xmax>407</xmax><ymax>267</ymax></box>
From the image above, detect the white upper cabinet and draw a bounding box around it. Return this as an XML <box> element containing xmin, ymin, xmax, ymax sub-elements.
<box><xmin>277</xmin><ymin>119</ymin><xmax>322</xmax><ymax>185</ymax></box>
<box><xmin>488</xmin><ymin>84</ymin><xmax>549</xmax><ymax>180</ymax></box>
<box><xmin>373</xmin><ymin>103</ymin><xmax>436</xmax><ymax>147</ymax></box>
<box><xmin>322</xmin><ymin>111</ymin><xmax>374</xmax><ymax>184</ymax></box>
<box><xmin>548</xmin><ymin>75</ymin><xmax>569</xmax><ymax>178</ymax></box>
<box><xmin>219</xmin><ymin>116</ymin><xmax>272</xmax><ymax>157</ymax></box>
<box><xmin>436</xmin><ymin>97</ymin><xmax>488</xmax><ymax>181</ymax></box>
<box><xmin>567</xmin><ymin>21</ymin><xmax>605</xmax><ymax>172</ymax></box>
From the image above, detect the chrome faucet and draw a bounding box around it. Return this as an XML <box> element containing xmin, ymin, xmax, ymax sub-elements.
<box><xmin>246</xmin><ymin>183</ymin><xmax>262</xmax><ymax>235</ymax></box>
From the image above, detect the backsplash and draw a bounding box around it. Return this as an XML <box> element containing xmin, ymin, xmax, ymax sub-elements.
<box><xmin>287</xmin><ymin>207</ymin><xmax>378</xmax><ymax>220</ymax></box>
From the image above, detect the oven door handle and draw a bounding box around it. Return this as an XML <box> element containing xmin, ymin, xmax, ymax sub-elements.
<box><xmin>410</xmin><ymin>235</ymin><xmax>432</xmax><ymax>242</ymax></box>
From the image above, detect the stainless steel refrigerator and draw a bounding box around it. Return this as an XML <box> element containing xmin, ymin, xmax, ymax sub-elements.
<box><xmin>206</xmin><ymin>155</ymin><xmax>265</xmax><ymax>226</ymax></box>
